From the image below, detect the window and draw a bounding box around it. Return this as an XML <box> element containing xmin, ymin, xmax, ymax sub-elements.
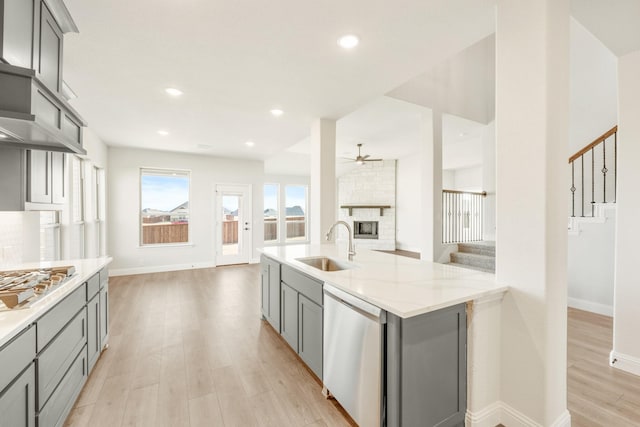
<box><xmin>96</xmin><ymin>167</ymin><xmax>106</xmax><ymax>256</ymax></box>
<box><xmin>285</xmin><ymin>185</ymin><xmax>307</xmax><ymax>241</ymax></box>
<box><xmin>70</xmin><ymin>156</ymin><xmax>85</xmax><ymax>258</ymax></box>
<box><xmin>264</xmin><ymin>184</ymin><xmax>279</xmax><ymax>242</ymax></box>
<box><xmin>140</xmin><ymin>169</ymin><xmax>190</xmax><ymax>245</ymax></box>
<box><xmin>40</xmin><ymin>211</ymin><xmax>60</xmax><ymax>261</ymax></box>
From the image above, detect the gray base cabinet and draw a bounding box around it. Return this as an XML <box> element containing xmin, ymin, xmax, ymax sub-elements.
<box><xmin>386</xmin><ymin>303</ymin><xmax>467</xmax><ymax>427</ymax></box>
<box><xmin>260</xmin><ymin>256</ymin><xmax>281</xmax><ymax>332</ymax></box>
<box><xmin>0</xmin><ymin>363</ymin><xmax>36</xmax><ymax>427</ymax></box>
<box><xmin>280</xmin><ymin>265</ymin><xmax>324</xmax><ymax>379</ymax></box>
<box><xmin>0</xmin><ymin>266</ymin><xmax>110</xmax><ymax>427</ymax></box>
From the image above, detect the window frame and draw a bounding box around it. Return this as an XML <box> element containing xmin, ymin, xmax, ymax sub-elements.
<box><xmin>263</xmin><ymin>183</ymin><xmax>280</xmax><ymax>244</ymax></box>
<box><xmin>139</xmin><ymin>168</ymin><xmax>192</xmax><ymax>247</ymax></box>
<box><xmin>284</xmin><ymin>184</ymin><xmax>309</xmax><ymax>243</ymax></box>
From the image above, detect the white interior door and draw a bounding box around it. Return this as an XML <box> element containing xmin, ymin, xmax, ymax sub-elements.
<box><xmin>216</xmin><ymin>184</ymin><xmax>252</xmax><ymax>266</ymax></box>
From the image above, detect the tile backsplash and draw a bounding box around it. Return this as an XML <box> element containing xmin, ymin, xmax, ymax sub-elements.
<box><xmin>0</xmin><ymin>212</ymin><xmax>25</xmax><ymax>267</ymax></box>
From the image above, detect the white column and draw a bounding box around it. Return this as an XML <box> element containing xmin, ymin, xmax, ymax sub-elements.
<box><xmin>309</xmin><ymin>119</ymin><xmax>336</xmax><ymax>244</ymax></box>
<box><xmin>482</xmin><ymin>121</ymin><xmax>496</xmax><ymax>241</ymax></box>
<box><xmin>495</xmin><ymin>0</ymin><xmax>570</xmax><ymax>426</ymax></box>
<box><xmin>419</xmin><ymin>110</ymin><xmax>444</xmax><ymax>262</ymax></box>
<box><xmin>611</xmin><ymin>49</ymin><xmax>640</xmax><ymax>376</ymax></box>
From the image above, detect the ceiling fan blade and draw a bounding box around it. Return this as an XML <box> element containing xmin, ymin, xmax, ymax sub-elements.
<box><xmin>364</xmin><ymin>158</ymin><xmax>383</xmax><ymax>162</ymax></box>
<box><xmin>362</xmin><ymin>154</ymin><xmax>370</xmax><ymax>160</ymax></box>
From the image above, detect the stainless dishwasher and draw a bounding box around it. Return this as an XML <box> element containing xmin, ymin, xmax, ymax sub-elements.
<box><xmin>323</xmin><ymin>283</ymin><xmax>386</xmax><ymax>427</ymax></box>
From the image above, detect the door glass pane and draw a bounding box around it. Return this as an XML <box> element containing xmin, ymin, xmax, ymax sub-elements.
<box><xmin>264</xmin><ymin>184</ymin><xmax>278</xmax><ymax>242</ymax></box>
<box><xmin>222</xmin><ymin>195</ymin><xmax>240</xmax><ymax>256</ymax></box>
<box><xmin>285</xmin><ymin>185</ymin><xmax>307</xmax><ymax>241</ymax></box>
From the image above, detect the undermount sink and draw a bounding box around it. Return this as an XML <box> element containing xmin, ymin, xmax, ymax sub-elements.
<box><xmin>295</xmin><ymin>256</ymin><xmax>355</xmax><ymax>272</ymax></box>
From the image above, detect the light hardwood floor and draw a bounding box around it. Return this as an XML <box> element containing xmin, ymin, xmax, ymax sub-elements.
<box><xmin>65</xmin><ymin>265</ymin><xmax>354</xmax><ymax>427</ymax></box>
<box><xmin>64</xmin><ymin>266</ymin><xmax>640</xmax><ymax>427</ymax></box>
<box><xmin>568</xmin><ymin>308</ymin><xmax>640</xmax><ymax>426</ymax></box>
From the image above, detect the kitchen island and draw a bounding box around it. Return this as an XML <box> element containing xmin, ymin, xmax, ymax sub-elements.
<box><xmin>0</xmin><ymin>257</ymin><xmax>112</xmax><ymax>427</ymax></box>
<box><xmin>260</xmin><ymin>244</ymin><xmax>507</xmax><ymax>427</ymax></box>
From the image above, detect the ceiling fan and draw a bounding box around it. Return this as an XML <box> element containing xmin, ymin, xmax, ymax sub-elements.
<box><xmin>343</xmin><ymin>143</ymin><xmax>383</xmax><ymax>165</ymax></box>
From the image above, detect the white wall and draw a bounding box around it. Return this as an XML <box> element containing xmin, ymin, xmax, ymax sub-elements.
<box><xmin>482</xmin><ymin>120</ymin><xmax>496</xmax><ymax>241</ymax></box>
<box><xmin>568</xmin><ymin>208</ymin><xmax>615</xmax><ymax>316</ymax></box>
<box><xmin>611</xmin><ymin>49</ymin><xmax>640</xmax><ymax>377</ymax></box>
<box><xmin>396</xmin><ymin>155</ymin><xmax>422</xmax><ymax>253</ymax></box>
<box><xmin>107</xmin><ymin>147</ymin><xmax>264</xmax><ymax>275</ymax></box>
<box><xmin>570</xmin><ymin>18</ymin><xmax>618</xmax><ymax>154</ymax></box>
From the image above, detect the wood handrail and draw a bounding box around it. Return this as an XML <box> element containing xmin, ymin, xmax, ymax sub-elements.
<box><xmin>442</xmin><ymin>189</ymin><xmax>487</xmax><ymax>197</ymax></box>
<box><xmin>568</xmin><ymin>125</ymin><xmax>618</xmax><ymax>163</ymax></box>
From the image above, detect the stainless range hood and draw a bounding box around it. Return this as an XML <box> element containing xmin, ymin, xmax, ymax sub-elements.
<box><xmin>0</xmin><ymin>63</ymin><xmax>86</xmax><ymax>154</ymax></box>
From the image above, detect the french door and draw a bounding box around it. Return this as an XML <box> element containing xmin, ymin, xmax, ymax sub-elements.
<box><xmin>216</xmin><ymin>184</ymin><xmax>252</xmax><ymax>265</ymax></box>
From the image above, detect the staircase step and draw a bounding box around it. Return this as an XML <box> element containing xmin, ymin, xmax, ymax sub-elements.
<box><xmin>457</xmin><ymin>241</ymin><xmax>496</xmax><ymax>257</ymax></box>
<box><xmin>450</xmin><ymin>252</ymin><xmax>495</xmax><ymax>273</ymax></box>
<box><xmin>448</xmin><ymin>262</ymin><xmax>495</xmax><ymax>274</ymax></box>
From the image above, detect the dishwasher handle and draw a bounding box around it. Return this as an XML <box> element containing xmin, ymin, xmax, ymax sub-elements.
<box><xmin>324</xmin><ymin>283</ymin><xmax>386</xmax><ymax>323</ymax></box>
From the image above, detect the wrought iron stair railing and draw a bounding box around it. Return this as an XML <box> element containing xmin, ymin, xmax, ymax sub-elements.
<box><xmin>569</xmin><ymin>125</ymin><xmax>618</xmax><ymax>218</ymax></box>
<box><xmin>442</xmin><ymin>190</ymin><xmax>487</xmax><ymax>244</ymax></box>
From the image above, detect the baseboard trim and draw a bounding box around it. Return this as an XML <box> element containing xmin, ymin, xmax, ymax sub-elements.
<box><xmin>610</xmin><ymin>350</ymin><xmax>640</xmax><ymax>377</ymax></box>
<box><xmin>501</xmin><ymin>402</ymin><xmax>542</xmax><ymax>427</ymax></box>
<box><xmin>549</xmin><ymin>410</ymin><xmax>572</xmax><ymax>427</ymax></box>
<box><xmin>568</xmin><ymin>297</ymin><xmax>613</xmax><ymax>316</ymax></box>
<box><xmin>465</xmin><ymin>402</ymin><xmax>502</xmax><ymax>427</ymax></box>
<box><xmin>110</xmin><ymin>261</ymin><xmax>218</xmax><ymax>276</ymax></box>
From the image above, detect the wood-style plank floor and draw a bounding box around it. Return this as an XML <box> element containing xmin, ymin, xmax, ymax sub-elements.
<box><xmin>64</xmin><ymin>265</ymin><xmax>640</xmax><ymax>427</ymax></box>
<box><xmin>568</xmin><ymin>308</ymin><xmax>640</xmax><ymax>427</ymax></box>
<box><xmin>65</xmin><ymin>265</ymin><xmax>354</xmax><ymax>427</ymax></box>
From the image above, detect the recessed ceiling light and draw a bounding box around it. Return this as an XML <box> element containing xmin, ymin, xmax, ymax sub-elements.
<box><xmin>338</xmin><ymin>34</ymin><xmax>359</xmax><ymax>49</ymax></box>
<box><xmin>0</xmin><ymin>134</ymin><xmax>7</xmax><ymax>139</ymax></box>
<box><xmin>459</xmin><ymin>132</ymin><xmax>467</xmax><ymax>137</ymax></box>
<box><xmin>245</xmin><ymin>141</ymin><xmax>255</xmax><ymax>147</ymax></box>
<box><xmin>157</xmin><ymin>130</ymin><xmax>169</xmax><ymax>136</ymax></box>
<box><xmin>165</xmin><ymin>87</ymin><xmax>183</xmax><ymax>97</ymax></box>
<box><xmin>270</xmin><ymin>109</ymin><xmax>283</xmax><ymax>117</ymax></box>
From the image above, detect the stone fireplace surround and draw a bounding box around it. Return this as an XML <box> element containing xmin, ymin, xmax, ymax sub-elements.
<box><xmin>337</xmin><ymin>160</ymin><xmax>396</xmax><ymax>251</ymax></box>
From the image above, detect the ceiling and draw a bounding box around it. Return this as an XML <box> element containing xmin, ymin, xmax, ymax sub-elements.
<box><xmin>63</xmin><ymin>0</ymin><xmax>495</xmax><ymax>161</ymax></box>
<box><xmin>63</xmin><ymin>0</ymin><xmax>640</xmax><ymax>173</ymax></box>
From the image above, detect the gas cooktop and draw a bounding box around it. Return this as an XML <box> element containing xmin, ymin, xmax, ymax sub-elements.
<box><xmin>0</xmin><ymin>266</ymin><xmax>76</xmax><ymax>310</ymax></box>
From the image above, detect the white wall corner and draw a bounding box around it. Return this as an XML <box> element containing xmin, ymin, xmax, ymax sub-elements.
<box><xmin>549</xmin><ymin>410</ymin><xmax>572</xmax><ymax>427</ymax></box>
<box><xmin>609</xmin><ymin>350</ymin><xmax>640</xmax><ymax>377</ymax></box>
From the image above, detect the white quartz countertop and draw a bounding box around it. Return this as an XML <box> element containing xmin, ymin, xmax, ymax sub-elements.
<box><xmin>0</xmin><ymin>257</ymin><xmax>112</xmax><ymax>348</ymax></box>
<box><xmin>260</xmin><ymin>245</ymin><xmax>507</xmax><ymax>318</ymax></box>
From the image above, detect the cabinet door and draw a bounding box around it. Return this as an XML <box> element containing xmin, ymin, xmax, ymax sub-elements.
<box><xmin>51</xmin><ymin>152</ymin><xmax>65</xmax><ymax>204</ymax></box>
<box><xmin>0</xmin><ymin>363</ymin><xmax>35</xmax><ymax>427</ymax></box>
<box><xmin>280</xmin><ymin>283</ymin><xmax>298</xmax><ymax>352</ymax></box>
<box><xmin>38</xmin><ymin>2</ymin><xmax>63</xmax><ymax>93</ymax></box>
<box><xmin>27</xmin><ymin>150</ymin><xmax>51</xmax><ymax>203</ymax></box>
<box><xmin>260</xmin><ymin>262</ymin><xmax>269</xmax><ymax>319</ymax></box>
<box><xmin>99</xmin><ymin>282</ymin><xmax>109</xmax><ymax>346</ymax></box>
<box><xmin>298</xmin><ymin>295</ymin><xmax>323</xmax><ymax>379</ymax></box>
<box><xmin>267</xmin><ymin>260</ymin><xmax>280</xmax><ymax>332</ymax></box>
<box><xmin>1</xmin><ymin>0</ymin><xmax>36</xmax><ymax>68</ymax></box>
<box><xmin>87</xmin><ymin>294</ymin><xmax>100</xmax><ymax>373</ymax></box>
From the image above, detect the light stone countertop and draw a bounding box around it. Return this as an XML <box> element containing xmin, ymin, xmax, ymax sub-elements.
<box><xmin>260</xmin><ymin>244</ymin><xmax>507</xmax><ymax>318</ymax></box>
<box><xmin>0</xmin><ymin>257</ymin><xmax>113</xmax><ymax>348</ymax></box>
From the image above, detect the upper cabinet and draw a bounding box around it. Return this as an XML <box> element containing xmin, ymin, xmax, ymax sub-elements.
<box><xmin>0</xmin><ymin>0</ymin><xmax>86</xmax><ymax>154</ymax></box>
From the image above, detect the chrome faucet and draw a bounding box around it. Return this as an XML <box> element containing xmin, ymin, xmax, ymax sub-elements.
<box><xmin>326</xmin><ymin>221</ymin><xmax>356</xmax><ymax>260</ymax></box>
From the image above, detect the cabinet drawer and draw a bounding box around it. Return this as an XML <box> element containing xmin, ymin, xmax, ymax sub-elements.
<box><xmin>37</xmin><ymin>284</ymin><xmax>86</xmax><ymax>351</ymax></box>
<box><xmin>38</xmin><ymin>345</ymin><xmax>87</xmax><ymax>427</ymax></box>
<box><xmin>0</xmin><ymin>362</ymin><xmax>35</xmax><ymax>427</ymax></box>
<box><xmin>86</xmin><ymin>272</ymin><xmax>100</xmax><ymax>299</ymax></box>
<box><xmin>281</xmin><ymin>265</ymin><xmax>323</xmax><ymax>306</ymax></box>
<box><xmin>38</xmin><ymin>309</ymin><xmax>87</xmax><ymax>409</ymax></box>
<box><xmin>0</xmin><ymin>326</ymin><xmax>36</xmax><ymax>393</ymax></box>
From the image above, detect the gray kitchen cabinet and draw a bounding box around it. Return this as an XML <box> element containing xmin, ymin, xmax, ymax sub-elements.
<box><xmin>298</xmin><ymin>294</ymin><xmax>323</xmax><ymax>379</ymax></box>
<box><xmin>100</xmin><ymin>280</ymin><xmax>109</xmax><ymax>346</ymax></box>
<box><xmin>280</xmin><ymin>282</ymin><xmax>298</xmax><ymax>352</ymax></box>
<box><xmin>0</xmin><ymin>0</ymin><xmax>36</xmax><ymax>69</ymax></box>
<box><xmin>280</xmin><ymin>264</ymin><xmax>324</xmax><ymax>379</ymax></box>
<box><xmin>86</xmin><ymin>293</ymin><xmax>100</xmax><ymax>372</ymax></box>
<box><xmin>27</xmin><ymin>150</ymin><xmax>66</xmax><ymax>206</ymax></box>
<box><xmin>386</xmin><ymin>303</ymin><xmax>467</xmax><ymax>427</ymax></box>
<box><xmin>38</xmin><ymin>2</ymin><xmax>63</xmax><ymax>93</ymax></box>
<box><xmin>0</xmin><ymin>363</ymin><xmax>36</xmax><ymax>427</ymax></box>
<box><xmin>260</xmin><ymin>256</ymin><xmax>281</xmax><ymax>332</ymax></box>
